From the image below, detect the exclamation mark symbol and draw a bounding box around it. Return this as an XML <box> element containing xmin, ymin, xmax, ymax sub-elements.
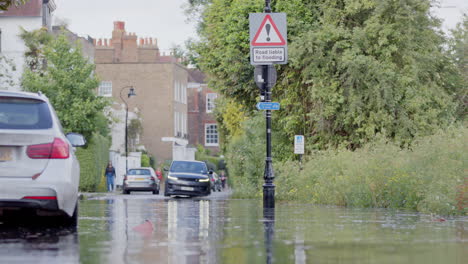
<box><xmin>266</xmin><ymin>24</ymin><xmax>271</xmax><ymax>42</ymax></box>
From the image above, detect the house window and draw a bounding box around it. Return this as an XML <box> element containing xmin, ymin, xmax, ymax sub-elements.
<box><xmin>205</xmin><ymin>124</ymin><xmax>219</xmax><ymax>146</ymax></box>
<box><xmin>206</xmin><ymin>93</ymin><xmax>217</xmax><ymax>113</ymax></box>
<box><xmin>98</xmin><ymin>81</ymin><xmax>112</xmax><ymax>97</ymax></box>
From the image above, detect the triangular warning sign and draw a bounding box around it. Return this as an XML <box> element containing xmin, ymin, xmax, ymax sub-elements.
<box><xmin>251</xmin><ymin>14</ymin><xmax>286</xmax><ymax>46</ymax></box>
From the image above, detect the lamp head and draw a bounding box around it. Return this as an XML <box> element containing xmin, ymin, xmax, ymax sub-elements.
<box><xmin>128</xmin><ymin>87</ymin><xmax>136</xmax><ymax>98</ymax></box>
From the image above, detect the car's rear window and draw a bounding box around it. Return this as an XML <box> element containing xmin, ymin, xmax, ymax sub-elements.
<box><xmin>0</xmin><ymin>97</ymin><xmax>53</xmax><ymax>129</ymax></box>
<box><xmin>170</xmin><ymin>161</ymin><xmax>207</xmax><ymax>174</ymax></box>
<box><xmin>128</xmin><ymin>169</ymin><xmax>151</xmax><ymax>175</ymax></box>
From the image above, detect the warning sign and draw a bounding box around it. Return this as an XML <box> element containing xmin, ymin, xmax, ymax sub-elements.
<box><xmin>251</xmin><ymin>14</ymin><xmax>286</xmax><ymax>46</ymax></box>
<box><xmin>249</xmin><ymin>13</ymin><xmax>287</xmax><ymax>65</ymax></box>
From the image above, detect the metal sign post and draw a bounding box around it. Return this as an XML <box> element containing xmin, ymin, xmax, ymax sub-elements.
<box><xmin>294</xmin><ymin>135</ymin><xmax>305</xmax><ymax>170</ymax></box>
<box><xmin>250</xmin><ymin>1</ymin><xmax>287</xmax><ymax>209</ymax></box>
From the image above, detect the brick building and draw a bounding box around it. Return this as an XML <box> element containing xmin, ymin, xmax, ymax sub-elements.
<box><xmin>187</xmin><ymin>69</ymin><xmax>220</xmax><ymax>153</ymax></box>
<box><xmin>94</xmin><ymin>21</ymin><xmax>193</xmax><ymax>168</ymax></box>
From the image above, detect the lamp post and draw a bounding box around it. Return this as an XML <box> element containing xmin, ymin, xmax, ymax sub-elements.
<box><xmin>120</xmin><ymin>86</ymin><xmax>136</xmax><ymax>174</ymax></box>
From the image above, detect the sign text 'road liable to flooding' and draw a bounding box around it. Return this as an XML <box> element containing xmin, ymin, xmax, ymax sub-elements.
<box><xmin>252</xmin><ymin>48</ymin><xmax>285</xmax><ymax>64</ymax></box>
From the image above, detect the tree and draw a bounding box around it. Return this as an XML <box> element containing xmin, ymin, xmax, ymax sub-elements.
<box><xmin>446</xmin><ymin>14</ymin><xmax>467</xmax><ymax>119</ymax></box>
<box><xmin>188</xmin><ymin>0</ymin><xmax>461</xmax><ymax>150</ymax></box>
<box><xmin>22</xmin><ymin>33</ymin><xmax>108</xmax><ymax>139</ymax></box>
<box><xmin>19</xmin><ymin>27</ymin><xmax>53</xmax><ymax>73</ymax></box>
<box><xmin>0</xmin><ymin>0</ymin><xmax>27</xmax><ymax>11</ymax></box>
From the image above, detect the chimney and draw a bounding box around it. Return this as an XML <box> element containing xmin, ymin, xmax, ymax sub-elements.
<box><xmin>114</xmin><ymin>21</ymin><xmax>125</xmax><ymax>31</ymax></box>
<box><xmin>139</xmin><ymin>38</ymin><xmax>144</xmax><ymax>46</ymax></box>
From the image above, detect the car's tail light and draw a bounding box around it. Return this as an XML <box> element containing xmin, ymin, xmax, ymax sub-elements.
<box><xmin>124</xmin><ymin>176</ymin><xmax>128</xmax><ymax>181</ymax></box>
<box><xmin>27</xmin><ymin>138</ymin><xmax>69</xmax><ymax>159</ymax></box>
<box><xmin>151</xmin><ymin>177</ymin><xmax>156</xmax><ymax>181</ymax></box>
<box><xmin>22</xmin><ymin>196</ymin><xmax>57</xmax><ymax>200</ymax></box>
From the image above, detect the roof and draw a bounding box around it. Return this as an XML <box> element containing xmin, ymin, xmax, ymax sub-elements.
<box><xmin>187</xmin><ymin>69</ymin><xmax>207</xmax><ymax>84</ymax></box>
<box><xmin>0</xmin><ymin>0</ymin><xmax>42</xmax><ymax>17</ymax></box>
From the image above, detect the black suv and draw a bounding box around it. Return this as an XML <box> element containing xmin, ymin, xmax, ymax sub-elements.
<box><xmin>164</xmin><ymin>160</ymin><xmax>211</xmax><ymax>197</ymax></box>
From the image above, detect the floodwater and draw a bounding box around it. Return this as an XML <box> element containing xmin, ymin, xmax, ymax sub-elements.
<box><xmin>0</xmin><ymin>192</ymin><xmax>467</xmax><ymax>264</ymax></box>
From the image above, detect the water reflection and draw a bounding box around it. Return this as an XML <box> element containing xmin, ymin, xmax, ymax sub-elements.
<box><xmin>0</xmin><ymin>222</ymin><xmax>79</xmax><ymax>263</ymax></box>
<box><xmin>263</xmin><ymin>208</ymin><xmax>275</xmax><ymax>264</ymax></box>
<box><xmin>0</xmin><ymin>197</ymin><xmax>466</xmax><ymax>264</ymax></box>
<box><xmin>78</xmin><ymin>196</ymin><xmax>227</xmax><ymax>263</ymax></box>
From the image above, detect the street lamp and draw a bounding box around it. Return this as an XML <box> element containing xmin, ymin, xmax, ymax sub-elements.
<box><xmin>120</xmin><ymin>86</ymin><xmax>136</xmax><ymax>175</ymax></box>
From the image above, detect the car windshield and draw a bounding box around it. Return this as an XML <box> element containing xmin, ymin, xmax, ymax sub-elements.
<box><xmin>0</xmin><ymin>97</ymin><xmax>52</xmax><ymax>129</ymax></box>
<box><xmin>128</xmin><ymin>169</ymin><xmax>151</xmax><ymax>175</ymax></box>
<box><xmin>170</xmin><ymin>161</ymin><xmax>207</xmax><ymax>174</ymax></box>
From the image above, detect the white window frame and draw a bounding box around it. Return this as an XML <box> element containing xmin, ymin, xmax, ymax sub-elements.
<box><xmin>174</xmin><ymin>112</ymin><xmax>178</xmax><ymax>137</ymax></box>
<box><xmin>174</xmin><ymin>80</ymin><xmax>179</xmax><ymax>102</ymax></box>
<box><xmin>206</xmin><ymin>93</ymin><xmax>217</xmax><ymax>113</ymax></box>
<box><xmin>98</xmin><ymin>81</ymin><xmax>112</xmax><ymax>97</ymax></box>
<box><xmin>205</xmin><ymin>123</ymin><xmax>219</xmax><ymax>147</ymax></box>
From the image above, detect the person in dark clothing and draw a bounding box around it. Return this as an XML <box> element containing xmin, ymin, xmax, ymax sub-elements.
<box><xmin>105</xmin><ymin>161</ymin><xmax>116</xmax><ymax>192</ymax></box>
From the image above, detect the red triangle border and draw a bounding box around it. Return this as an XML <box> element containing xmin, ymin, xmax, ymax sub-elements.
<box><xmin>251</xmin><ymin>14</ymin><xmax>286</xmax><ymax>46</ymax></box>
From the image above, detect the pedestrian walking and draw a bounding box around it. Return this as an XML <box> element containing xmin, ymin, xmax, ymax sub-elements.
<box><xmin>105</xmin><ymin>161</ymin><xmax>116</xmax><ymax>192</ymax></box>
<box><xmin>220</xmin><ymin>171</ymin><xmax>227</xmax><ymax>189</ymax></box>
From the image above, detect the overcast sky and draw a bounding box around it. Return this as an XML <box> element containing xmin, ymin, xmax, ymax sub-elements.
<box><xmin>53</xmin><ymin>0</ymin><xmax>467</xmax><ymax>52</ymax></box>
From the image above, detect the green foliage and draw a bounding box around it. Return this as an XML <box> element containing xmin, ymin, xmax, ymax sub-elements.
<box><xmin>141</xmin><ymin>153</ymin><xmax>150</xmax><ymax>167</ymax></box>
<box><xmin>189</xmin><ymin>0</ymin><xmax>463</xmax><ymax>150</ymax></box>
<box><xmin>76</xmin><ymin>133</ymin><xmax>111</xmax><ymax>192</ymax></box>
<box><xmin>226</xmin><ymin>113</ymin><xmax>265</xmax><ymax>197</ymax></box>
<box><xmin>195</xmin><ymin>144</ymin><xmax>222</xmax><ymax>171</ymax></box>
<box><xmin>286</xmin><ymin>0</ymin><xmax>458</xmax><ymax>148</ymax></box>
<box><xmin>19</xmin><ymin>27</ymin><xmax>53</xmax><ymax>72</ymax></box>
<box><xmin>271</xmin><ymin>126</ymin><xmax>468</xmax><ymax>215</ymax></box>
<box><xmin>21</xmin><ymin>33</ymin><xmax>109</xmax><ymax>139</ymax></box>
<box><xmin>447</xmin><ymin>14</ymin><xmax>468</xmax><ymax>119</ymax></box>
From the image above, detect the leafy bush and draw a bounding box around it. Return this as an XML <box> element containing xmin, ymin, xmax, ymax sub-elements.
<box><xmin>195</xmin><ymin>144</ymin><xmax>222</xmax><ymax>171</ymax></box>
<box><xmin>226</xmin><ymin>114</ymin><xmax>265</xmax><ymax>197</ymax></box>
<box><xmin>272</xmin><ymin>126</ymin><xmax>467</xmax><ymax>215</ymax></box>
<box><xmin>76</xmin><ymin>133</ymin><xmax>111</xmax><ymax>192</ymax></box>
<box><xmin>141</xmin><ymin>153</ymin><xmax>150</xmax><ymax>167</ymax></box>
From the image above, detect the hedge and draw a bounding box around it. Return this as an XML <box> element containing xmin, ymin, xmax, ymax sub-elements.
<box><xmin>76</xmin><ymin>133</ymin><xmax>111</xmax><ymax>192</ymax></box>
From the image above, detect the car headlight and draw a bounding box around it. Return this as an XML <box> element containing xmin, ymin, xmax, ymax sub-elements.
<box><xmin>199</xmin><ymin>178</ymin><xmax>209</xmax><ymax>182</ymax></box>
<box><xmin>168</xmin><ymin>175</ymin><xmax>178</xmax><ymax>181</ymax></box>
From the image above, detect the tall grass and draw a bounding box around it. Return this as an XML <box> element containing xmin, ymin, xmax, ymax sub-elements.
<box><xmin>231</xmin><ymin>126</ymin><xmax>467</xmax><ymax>215</ymax></box>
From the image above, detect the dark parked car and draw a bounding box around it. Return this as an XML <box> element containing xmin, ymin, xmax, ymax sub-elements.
<box><xmin>122</xmin><ymin>167</ymin><xmax>160</xmax><ymax>195</ymax></box>
<box><xmin>164</xmin><ymin>160</ymin><xmax>211</xmax><ymax>197</ymax></box>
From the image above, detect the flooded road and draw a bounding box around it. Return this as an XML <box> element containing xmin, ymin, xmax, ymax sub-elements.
<box><xmin>0</xmin><ymin>191</ymin><xmax>467</xmax><ymax>263</ymax></box>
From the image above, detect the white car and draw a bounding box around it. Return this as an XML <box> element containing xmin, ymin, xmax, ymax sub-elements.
<box><xmin>0</xmin><ymin>90</ymin><xmax>86</xmax><ymax>226</ymax></box>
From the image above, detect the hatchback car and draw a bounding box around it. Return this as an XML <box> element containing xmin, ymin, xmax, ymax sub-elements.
<box><xmin>122</xmin><ymin>167</ymin><xmax>160</xmax><ymax>194</ymax></box>
<box><xmin>0</xmin><ymin>90</ymin><xmax>86</xmax><ymax>226</ymax></box>
<box><xmin>164</xmin><ymin>160</ymin><xmax>211</xmax><ymax>197</ymax></box>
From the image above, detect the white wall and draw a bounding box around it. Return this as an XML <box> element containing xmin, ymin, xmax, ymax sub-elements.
<box><xmin>110</xmin><ymin>151</ymin><xmax>141</xmax><ymax>188</ymax></box>
<box><xmin>0</xmin><ymin>17</ymin><xmax>43</xmax><ymax>91</ymax></box>
<box><xmin>109</xmin><ymin>105</ymin><xmax>139</xmax><ymax>154</ymax></box>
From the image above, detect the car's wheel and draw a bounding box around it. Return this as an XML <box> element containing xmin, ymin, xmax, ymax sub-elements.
<box><xmin>123</xmin><ymin>189</ymin><xmax>130</xmax><ymax>195</ymax></box>
<box><xmin>164</xmin><ymin>183</ymin><xmax>170</xmax><ymax>197</ymax></box>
